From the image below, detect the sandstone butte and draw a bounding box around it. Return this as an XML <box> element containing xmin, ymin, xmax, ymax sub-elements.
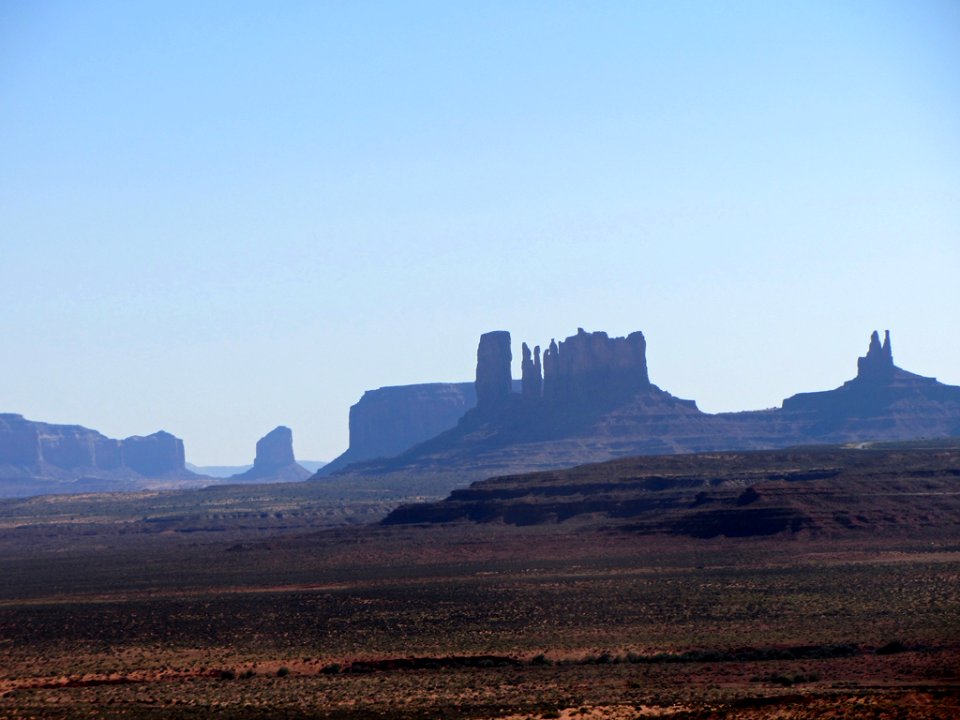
<box><xmin>322</xmin><ymin>329</ymin><xmax>960</xmax><ymax>480</ymax></box>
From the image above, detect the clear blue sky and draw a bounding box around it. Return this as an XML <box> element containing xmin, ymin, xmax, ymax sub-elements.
<box><xmin>2</xmin><ymin>1</ymin><xmax>958</xmax><ymax>465</ymax></box>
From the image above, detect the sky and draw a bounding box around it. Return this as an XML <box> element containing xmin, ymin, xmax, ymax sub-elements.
<box><xmin>1</xmin><ymin>1</ymin><xmax>958</xmax><ymax>465</ymax></box>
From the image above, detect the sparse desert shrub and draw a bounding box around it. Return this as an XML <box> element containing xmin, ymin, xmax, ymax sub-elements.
<box><xmin>876</xmin><ymin>640</ymin><xmax>908</xmax><ymax>655</ymax></box>
<box><xmin>276</xmin><ymin>666</ymin><xmax>290</xmax><ymax>677</ymax></box>
<box><xmin>320</xmin><ymin>663</ymin><xmax>341</xmax><ymax>674</ymax></box>
<box><xmin>219</xmin><ymin>669</ymin><xmax>236</xmax><ymax>680</ymax></box>
<box><xmin>762</xmin><ymin>672</ymin><xmax>820</xmax><ymax>686</ymax></box>
<box><xmin>529</xmin><ymin>653</ymin><xmax>552</xmax><ymax>666</ymax></box>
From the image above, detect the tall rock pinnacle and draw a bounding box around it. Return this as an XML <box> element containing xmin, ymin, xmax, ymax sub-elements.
<box><xmin>253</xmin><ymin>426</ymin><xmax>296</xmax><ymax>470</ymax></box>
<box><xmin>232</xmin><ymin>426</ymin><xmax>310</xmax><ymax>482</ymax></box>
<box><xmin>521</xmin><ymin>342</ymin><xmax>543</xmax><ymax>402</ymax></box>
<box><xmin>856</xmin><ymin>330</ymin><xmax>895</xmax><ymax>382</ymax></box>
<box><xmin>475</xmin><ymin>331</ymin><xmax>513</xmax><ymax>411</ymax></box>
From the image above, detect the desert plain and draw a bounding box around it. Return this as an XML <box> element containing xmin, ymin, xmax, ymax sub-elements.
<box><xmin>1</xmin><ymin>445</ymin><xmax>958</xmax><ymax>719</ymax></box>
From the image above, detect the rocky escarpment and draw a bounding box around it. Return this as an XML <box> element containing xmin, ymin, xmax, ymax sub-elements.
<box><xmin>231</xmin><ymin>426</ymin><xmax>310</xmax><ymax>482</ymax></box>
<box><xmin>0</xmin><ymin>414</ymin><xmax>196</xmax><ymax>497</ymax></box>
<box><xmin>383</xmin><ymin>442</ymin><xmax>960</xmax><ymax>537</ymax></box>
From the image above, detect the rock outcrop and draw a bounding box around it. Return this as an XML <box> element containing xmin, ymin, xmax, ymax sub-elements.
<box><xmin>231</xmin><ymin>426</ymin><xmax>310</xmax><ymax>482</ymax></box>
<box><xmin>0</xmin><ymin>414</ymin><xmax>197</xmax><ymax>497</ymax></box>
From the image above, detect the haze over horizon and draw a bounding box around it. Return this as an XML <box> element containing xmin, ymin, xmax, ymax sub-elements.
<box><xmin>2</xmin><ymin>1</ymin><xmax>958</xmax><ymax>465</ymax></box>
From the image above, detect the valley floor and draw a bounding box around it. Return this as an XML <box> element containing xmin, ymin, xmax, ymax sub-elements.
<box><xmin>1</xmin><ymin>513</ymin><xmax>958</xmax><ymax>719</ymax></box>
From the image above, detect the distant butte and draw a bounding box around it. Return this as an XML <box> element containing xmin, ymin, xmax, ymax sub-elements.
<box><xmin>0</xmin><ymin>414</ymin><xmax>198</xmax><ymax>497</ymax></box>
<box><xmin>230</xmin><ymin>426</ymin><xmax>311</xmax><ymax>483</ymax></box>
<box><xmin>319</xmin><ymin>329</ymin><xmax>960</xmax><ymax>481</ymax></box>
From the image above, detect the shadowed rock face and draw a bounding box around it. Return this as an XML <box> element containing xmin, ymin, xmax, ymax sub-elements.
<box><xmin>232</xmin><ymin>426</ymin><xmax>310</xmax><ymax>482</ymax></box>
<box><xmin>382</xmin><ymin>443</ymin><xmax>960</xmax><ymax>536</ymax></box>
<box><xmin>857</xmin><ymin>330</ymin><xmax>894</xmax><ymax>381</ymax></box>
<box><xmin>0</xmin><ymin>414</ymin><xmax>195</xmax><ymax>496</ymax></box>
<box><xmin>122</xmin><ymin>431</ymin><xmax>185</xmax><ymax>476</ymax></box>
<box><xmin>521</xmin><ymin>343</ymin><xmax>542</xmax><ymax>403</ymax></box>
<box><xmin>253</xmin><ymin>426</ymin><xmax>296</xmax><ymax>470</ymax></box>
<box><xmin>780</xmin><ymin>330</ymin><xmax>960</xmax><ymax>426</ymax></box>
<box><xmin>541</xmin><ymin>328</ymin><xmax>649</xmax><ymax>402</ymax></box>
<box><xmin>317</xmin><ymin>382</ymin><xmax>482</xmax><ymax>476</ymax></box>
<box><xmin>331</xmin><ymin>329</ymin><xmax>960</xmax><ymax>481</ymax></box>
<box><xmin>0</xmin><ymin>414</ymin><xmax>187</xmax><ymax>478</ymax></box>
<box><xmin>475</xmin><ymin>331</ymin><xmax>513</xmax><ymax>412</ymax></box>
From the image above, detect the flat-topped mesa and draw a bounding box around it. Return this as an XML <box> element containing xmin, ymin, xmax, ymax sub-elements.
<box><xmin>856</xmin><ymin>330</ymin><xmax>895</xmax><ymax>382</ymax></box>
<box><xmin>475</xmin><ymin>331</ymin><xmax>513</xmax><ymax>412</ymax></box>
<box><xmin>541</xmin><ymin>328</ymin><xmax>650</xmax><ymax>401</ymax></box>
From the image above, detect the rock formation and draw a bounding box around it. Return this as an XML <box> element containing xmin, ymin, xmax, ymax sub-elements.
<box><xmin>539</xmin><ymin>328</ymin><xmax>649</xmax><ymax>402</ymax></box>
<box><xmin>856</xmin><ymin>330</ymin><xmax>894</xmax><ymax>381</ymax></box>
<box><xmin>475</xmin><ymin>331</ymin><xmax>513</xmax><ymax>412</ymax></box>
<box><xmin>231</xmin><ymin>426</ymin><xmax>310</xmax><ymax>482</ymax></box>
<box><xmin>318</xmin><ymin>383</ymin><xmax>480</xmax><ymax>475</ymax></box>
<box><xmin>521</xmin><ymin>343</ymin><xmax>542</xmax><ymax>403</ymax></box>
<box><xmin>325</xmin><ymin>328</ymin><xmax>960</xmax><ymax>482</ymax></box>
<box><xmin>122</xmin><ymin>431</ymin><xmax>185</xmax><ymax>476</ymax></box>
<box><xmin>0</xmin><ymin>414</ymin><xmax>196</xmax><ymax>497</ymax></box>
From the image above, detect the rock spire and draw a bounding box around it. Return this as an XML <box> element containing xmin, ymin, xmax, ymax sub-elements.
<box><xmin>521</xmin><ymin>342</ymin><xmax>543</xmax><ymax>402</ymax></box>
<box><xmin>856</xmin><ymin>330</ymin><xmax>894</xmax><ymax>381</ymax></box>
<box><xmin>475</xmin><ymin>331</ymin><xmax>513</xmax><ymax>411</ymax></box>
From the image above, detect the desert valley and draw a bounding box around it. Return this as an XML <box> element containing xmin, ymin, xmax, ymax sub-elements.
<box><xmin>1</xmin><ymin>329</ymin><xmax>959</xmax><ymax>719</ymax></box>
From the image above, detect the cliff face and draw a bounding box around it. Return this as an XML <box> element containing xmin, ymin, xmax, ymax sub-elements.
<box><xmin>0</xmin><ymin>414</ymin><xmax>195</xmax><ymax>497</ymax></box>
<box><xmin>318</xmin><ymin>382</ymin><xmax>480</xmax><ymax>475</ymax></box>
<box><xmin>541</xmin><ymin>328</ymin><xmax>649</xmax><ymax>402</ymax></box>
<box><xmin>475</xmin><ymin>331</ymin><xmax>513</xmax><ymax>412</ymax></box>
<box><xmin>122</xmin><ymin>431</ymin><xmax>185</xmax><ymax>476</ymax></box>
